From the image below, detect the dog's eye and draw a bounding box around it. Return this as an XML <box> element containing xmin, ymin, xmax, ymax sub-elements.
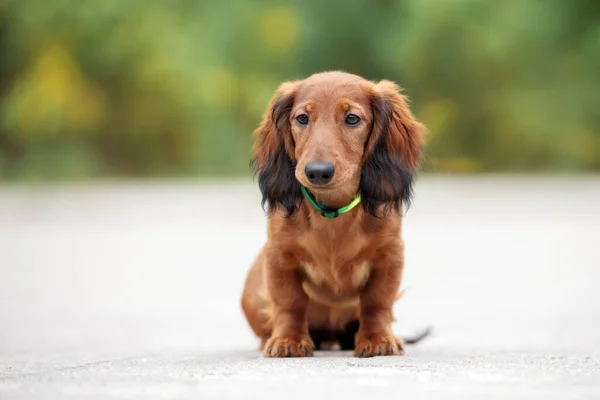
<box><xmin>345</xmin><ymin>114</ymin><xmax>361</xmax><ymax>126</ymax></box>
<box><xmin>296</xmin><ymin>114</ymin><xmax>309</xmax><ymax>125</ymax></box>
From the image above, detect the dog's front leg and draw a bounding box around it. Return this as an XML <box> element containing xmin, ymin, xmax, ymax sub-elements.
<box><xmin>263</xmin><ymin>250</ymin><xmax>314</xmax><ymax>357</ymax></box>
<box><xmin>355</xmin><ymin>244</ymin><xmax>405</xmax><ymax>357</ymax></box>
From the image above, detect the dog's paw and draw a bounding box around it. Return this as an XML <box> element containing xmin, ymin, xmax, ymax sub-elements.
<box><xmin>354</xmin><ymin>333</ymin><xmax>404</xmax><ymax>358</ymax></box>
<box><xmin>263</xmin><ymin>335</ymin><xmax>314</xmax><ymax>358</ymax></box>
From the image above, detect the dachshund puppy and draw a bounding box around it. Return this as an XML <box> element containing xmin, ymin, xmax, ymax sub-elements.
<box><xmin>241</xmin><ymin>71</ymin><xmax>426</xmax><ymax>357</ymax></box>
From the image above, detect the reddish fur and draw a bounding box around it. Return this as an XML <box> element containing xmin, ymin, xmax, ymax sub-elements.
<box><xmin>242</xmin><ymin>71</ymin><xmax>426</xmax><ymax>357</ymax></box>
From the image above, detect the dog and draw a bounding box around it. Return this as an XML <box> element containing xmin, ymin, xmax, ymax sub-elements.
<box><xmin>241</xmin><ymin>71</ymin><xmax>427</xmax><ymax>357</ymax></box>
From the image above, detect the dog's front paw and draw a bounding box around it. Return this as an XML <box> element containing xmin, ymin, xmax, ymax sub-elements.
<box><xmin>354</xmin><ymin>333</ymin><xmax>404</xmax><ymax>358</ymax></box>
<box><xmin>263</xmin><ymin>335</ymin><xmax>314</xmax><ymax>358</ymax></box>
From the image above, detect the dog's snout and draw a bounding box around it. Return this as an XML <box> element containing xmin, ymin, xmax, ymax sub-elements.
<box><xmin>305</xmin><ymin>161</ymin><xmax>335</xmax><ymax>185</ymax></box>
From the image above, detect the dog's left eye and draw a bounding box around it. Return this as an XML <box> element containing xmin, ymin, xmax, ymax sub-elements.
<box><xmin>345</xmin><ymin>114</ymin><xmax>361</xmax><ymax>126</ymax></box>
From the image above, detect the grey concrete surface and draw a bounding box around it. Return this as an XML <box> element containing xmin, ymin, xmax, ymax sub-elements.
<box><xmin>0</xmin><ymin>175</ymin><xmax>599</xmax><ymax>399</ymax></box>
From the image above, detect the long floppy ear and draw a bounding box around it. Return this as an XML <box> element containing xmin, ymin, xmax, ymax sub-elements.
<box><xmin>250</xmin><ymin>82</ymin><xmax>301</xmax><ymax>217</ymax></box>
<box><xmin>360</xmin><ymin>80</ymin><xmax>426</xmax><ymax>217</ymax></box>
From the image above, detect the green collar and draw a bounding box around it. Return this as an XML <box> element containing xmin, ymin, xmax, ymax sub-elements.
<box><xmin>300</xmin><ymin>186</ymin><xmax>362</xmax><ymax>218</ymax></box>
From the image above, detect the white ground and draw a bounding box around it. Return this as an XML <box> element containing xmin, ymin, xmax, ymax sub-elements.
<box><xmin>0</xmin><ymin>176</ymin><xmax>599</xmax><ymax>399</ymax></box>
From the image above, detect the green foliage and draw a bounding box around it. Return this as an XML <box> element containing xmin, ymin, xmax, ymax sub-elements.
<box><xmin>0</xmin><ymin>0</ymin><xmax>598</xmax><ymax>180</ymax></box>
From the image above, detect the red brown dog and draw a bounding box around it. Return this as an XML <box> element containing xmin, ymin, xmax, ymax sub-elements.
<box><xmin>241</xmin><ymin>71</ymin><xmax>426</xmax><ymax>357</ymax></box>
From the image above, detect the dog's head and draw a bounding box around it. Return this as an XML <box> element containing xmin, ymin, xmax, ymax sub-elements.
<box><xmin>251</xmin><ymin>71</ymin><xmax>425</xmax><ymax>217</ymax></box>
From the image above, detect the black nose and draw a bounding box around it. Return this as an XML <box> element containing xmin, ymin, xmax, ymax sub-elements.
<box><xmin>305</xmin><ymin>161</ymin><xmax>335</xmax><ymax>185</ymax></box>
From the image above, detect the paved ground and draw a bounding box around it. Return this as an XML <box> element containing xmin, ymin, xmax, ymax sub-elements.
<box><xmin>0</xmin><ymin>175</ymin><xmax>599</xmax><ymax>399</ymax></box>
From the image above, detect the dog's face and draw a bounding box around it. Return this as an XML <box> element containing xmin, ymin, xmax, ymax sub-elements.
<box><xmin>290</xmin><ymin>74</ymin><xmax>373</xmax><ymax>196</ymax></box>
<box><xmin>252</xmin><ymin>71</ymin><xmax>425</xmax><ymax>217</ymax></box>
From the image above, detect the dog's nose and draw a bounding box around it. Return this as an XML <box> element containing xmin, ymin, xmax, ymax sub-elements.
<box><xmin>305</xmin><ymin>161</ymin><xmax>335</xmax><ymax>185</ymax></box>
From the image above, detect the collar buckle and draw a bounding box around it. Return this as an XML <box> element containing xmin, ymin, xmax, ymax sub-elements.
<box><xmin>321</xmin><ymin>209</ymin><xmax>339</xmax><ymax>218</ymax></box>
<box><xmin>301</xmin><ymin>186</ymin><xmax>361</xmax><ymax>219</ymax></box>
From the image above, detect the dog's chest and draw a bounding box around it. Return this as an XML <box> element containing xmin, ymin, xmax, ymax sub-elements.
<box><xmin>302</xmin><ymin>257</ymin><xmax>371</xmax><ymax>295</ymax></box>
<box><xmin>298</xmin><ymin>220</ymin><xmax>373</xmax><ymax>296</ymax></box>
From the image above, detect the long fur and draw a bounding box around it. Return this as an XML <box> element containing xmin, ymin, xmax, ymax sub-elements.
<box><xmin>250</xmin><ymin>90</ymin><xmax>302</xmax><ymax>217</ymax></box>
<box><xmin>360</xmin><ymin>94</ymin><xmax>414</xmax><ymax>217</ymax></box>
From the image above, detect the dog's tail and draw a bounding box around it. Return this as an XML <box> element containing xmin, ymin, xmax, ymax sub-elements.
<box><xmin>395</xmin><ymin>288</ymin><xmax>432</xmax><ymax>345</ymax></box>
<box><xmin>402</xmin><ymin>326</ymin><xmax>432</xmax><ymax>345</ymax></box>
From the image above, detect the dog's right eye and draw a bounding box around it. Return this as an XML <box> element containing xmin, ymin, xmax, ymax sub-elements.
<box><xmin>296</xmin><ymin>114</ymin><xmax>309</xmax><ymax>125</ymax></box>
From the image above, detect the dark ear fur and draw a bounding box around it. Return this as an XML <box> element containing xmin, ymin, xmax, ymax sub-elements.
<box><xmin>360</xmin><ymin>80</ymin><xmax>426</xmax><ymax>217</ymax></box>
<box><xmin>250</xmin><ymin>83</ymin><xmax>301</xmax><ymax>217</ymax></box>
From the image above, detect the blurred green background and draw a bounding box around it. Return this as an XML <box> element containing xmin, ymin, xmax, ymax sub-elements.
<box><xmin>0</xmin><ymin>0</ymin><xmax>598</xmax><ymax>180</ymax></box>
